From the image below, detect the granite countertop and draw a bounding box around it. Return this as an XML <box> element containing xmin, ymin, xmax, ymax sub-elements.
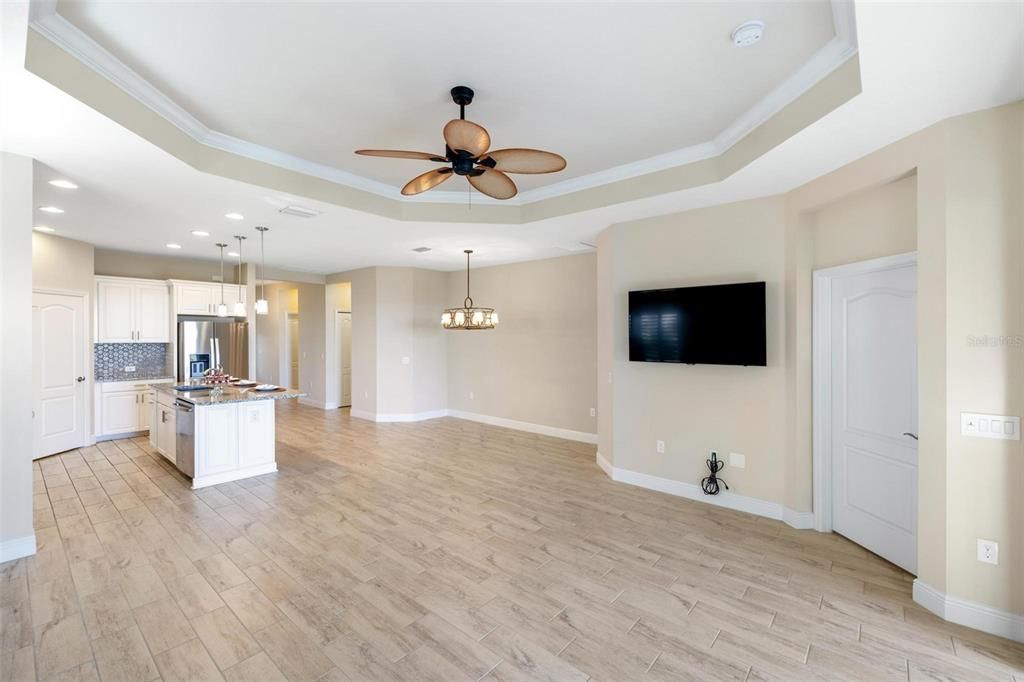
<box><xmin>151</xmin><ymin>382</ymin><xmax>306</xmax><ymax>406</ymax></box>
<box><xmin>99</xmin><ymin>375</ymin><xmax>175</xmax><ymax>383</ymax></box>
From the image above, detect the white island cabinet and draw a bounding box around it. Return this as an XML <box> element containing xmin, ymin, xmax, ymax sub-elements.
<box><xmin>151</xmin><ymin>384</ymin><xmax>302</xmax><ymax>489</ymax></box>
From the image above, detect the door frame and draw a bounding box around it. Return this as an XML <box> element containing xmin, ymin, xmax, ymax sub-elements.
<box><xmin>334</xmin><ymin>309</ymin><xmax>352</xmax><ymax>408</ymax></box>
<box><xmin>811</xmin><ymin>251</ymin><xmax>917</xmax><ymax>533</ymax></box>
<box><xmin>32</xmin><ymin>287</ymin><xmax>94</xmax><ymax>455</ymax></box>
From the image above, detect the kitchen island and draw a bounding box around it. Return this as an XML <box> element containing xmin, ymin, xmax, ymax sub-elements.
<box><xmin>150</xmin><ymin>383</ymin><xmax>304</xmax><ymax>489</ymax></box>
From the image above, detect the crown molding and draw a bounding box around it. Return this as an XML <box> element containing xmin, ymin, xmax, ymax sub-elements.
<box><xmin>28</xmin><ymin>0</ymin><xmax>857</xmax><ymax>208</ymax></box>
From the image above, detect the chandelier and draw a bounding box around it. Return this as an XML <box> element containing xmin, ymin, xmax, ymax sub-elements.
<box><xmin>442</xmin><ymin>250</ymin><xmax>498</xmax><ymax>330</ymax></box>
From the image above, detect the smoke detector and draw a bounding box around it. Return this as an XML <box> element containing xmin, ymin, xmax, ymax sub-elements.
<box><xmin>731</xmin><ymin>20</ymin><xmax>765</xmax><ymax>47</ymax></box>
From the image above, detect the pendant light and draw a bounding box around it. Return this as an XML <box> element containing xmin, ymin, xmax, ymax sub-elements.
<box><xmin>441</xmin><ymin>250</ymin><xmax>498</xmax><ymax>330</ymax></box>
<box><xmin>255</xmin><ymin>226</ymin><xmax>269</xmax><ymax>315</ymax></box>
<box><xmin>233</xmin><ymin>234</ymin><xmax>247</xmax><ymax>316</ymax></box>
<box><xmin>215</xmin><ymin>242</ymin><xmax>229</xmax><ymax>317</ymax></box>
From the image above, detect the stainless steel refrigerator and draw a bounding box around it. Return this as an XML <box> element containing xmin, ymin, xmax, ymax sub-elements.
<box><xmin>177</xmin><ymin>317</ymin><xmax>249</xmax><ymax>380</ymax></box>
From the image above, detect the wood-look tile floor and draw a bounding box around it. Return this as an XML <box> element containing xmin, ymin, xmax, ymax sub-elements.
<box><xmin>4</xmin><ymin>402</ymin><xmax>1023</xmax><ymax>682</ymax></box>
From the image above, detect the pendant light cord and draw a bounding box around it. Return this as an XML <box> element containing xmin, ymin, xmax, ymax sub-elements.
<box><xmin>464</xmin><ymin>250</ymin><xmax>473</xmax><ymax>308</ymax></box>
<box><xmin>217</xmin><ymin>243</ymin><xmax>226</xmax><ymax>304</ymax></box>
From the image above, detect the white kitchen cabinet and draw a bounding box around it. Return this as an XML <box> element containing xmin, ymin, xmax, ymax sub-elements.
<box><xmin>151</xmin><ymin>394</ymin><xmax>176</xmax><ymax>463</ymax></box>
<box><xmin>95</xmin><ymin>379</ymin><xmax>173</xmax><ymax>439</ymax></box>
<box><xmin>237</xmin><ymin>400</ymin><xmax>274</xmax><ymax>467</ymax></box>
<box><xmin>100</xmin><ymin>390</ymin><xmax>141</xmax><ymax>435</ymax></box>
<box><xmin>197</xmin><ymin>403</ymin><xmax>239</xmax><ymax>475</ymax></box>
<box><xmin>95</xmin><ymin>277</ymin><xmax>170</xmax><ymax>343</ymax></box>
<box><xmin>175</xmin><ymin>283</ymin><xmax>218</xmax><ymax>315</ymax></box>
<box><xmin>135</xmin><ymin>284</ymin><xmax>171</xmax><ymax>342</ymax></box>
<box><xmin>96</xmin><ymin>279</ymin><xmax>135</xmax><ymax>342</ymax></box>
<box><xmin>171</xmin><ymin>280</ymin><xmax>247</xmax><ymax>316</ymax></box>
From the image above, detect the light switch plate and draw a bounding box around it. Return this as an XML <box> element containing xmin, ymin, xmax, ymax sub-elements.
<box><xmin>961</xmin><ymin>413</ymin><xmax>1020</xmax><ymax>440</ymax></box>
<box><xmin>730</xmin><ymin>452</ymin><xmax>746</xmax><ymax>468</ymax></box>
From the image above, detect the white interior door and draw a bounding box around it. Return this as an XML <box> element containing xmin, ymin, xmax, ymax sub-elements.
<box><xmin>830</xmin><ymin>262</ymin><xmax>918</xmax><ymax>573</ymax></box>
<box><xmin>33</xmin><ymin>292</ymin><xmax>87</xmax><ymax>459</ymax></box>
<box><xmin>336</xmin><ymin>311</ymin><xmax>352</xmax><ymax>407</ymax></box>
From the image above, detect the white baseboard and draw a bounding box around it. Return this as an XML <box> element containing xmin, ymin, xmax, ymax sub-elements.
<box><xmin>192</xmin><ymin>463</ymin><xmax>277</xmax><ymax>490</ymax></box>
<box><xmin>782</xmin><ymin>507</ymin><xmax>816</xmax><ymax>530</ymax></box>
<box><xmin>376</xmin><ymin>410</ymin><xmax>449</xmax><ymax>423</ymax></box>
<box><xmin>0</xmin><ymin>534</ymin><xmax>36</xmax><ymax>563</ymax></box>
<box><xmin>447</xmin><ymin>410</ymin><xmax>598</xmax><ymax>444</ymax></box>
<box><xmin>322</xmin><ymin>401</ymin><xmax>340</xmax><ymax>410</ymax></box>
<box><xmin>913</xmin><ymin>580</ymin><xmax>1024</xmax><ymax>643</ymax></box>
<box><xmin>349</xmin><ymin>409</ymin><xmax>447</xmax><ymax>423</ymax></box>
<box><xmin>595</xmin><ymin>453</ymin><xmax>812</xmax><ymax>530</ymax></box>
<box><xmin>298</xmin><ymin>397</ymin><xmax>330</xmax><ymax>409</ymax></box>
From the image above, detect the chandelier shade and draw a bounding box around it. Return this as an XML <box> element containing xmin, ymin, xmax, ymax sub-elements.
<box><xmin>442</xmin><ymin>250</ymin><xmax>498</xmax><ymax>330</ymax></box>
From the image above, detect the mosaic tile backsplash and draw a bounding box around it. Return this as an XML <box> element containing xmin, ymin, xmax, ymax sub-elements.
<box><xmin>94</xmin><ymin>343</ymin><xmax>173</xmax><ymax>382</ymax></box>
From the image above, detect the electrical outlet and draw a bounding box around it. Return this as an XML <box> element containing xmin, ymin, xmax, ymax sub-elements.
<box><xmin>469</xmin><ymin>391</ymin><xmax>474</xmax><ymax>401</ymax></box>
<box><xmin>730</xmin><ymin>452</ymin><xmax>746</xmax><ymax>468</ymax></box>
<box><xmin>589</xmin><ymin>407</ymin><xmax>596</xmax><ymax>417</ymax></box>
<box><xmin>977</xmin><ymin>539</ymin><xmax>999</xmax><ymax>565</ymax></box>
<box><xmin>656</xmin><ymin>440</ymin><xmax>665</xmax><ymax>454</ymax></box>
<box><xmin>401</xmin><ymin>356</ymin><xmax>410</xmax><ymax>365</ymax></box>
<box><xmin>124</xmin><ymin>365</ymin><xmax>136</xmax><ymax>372</ymax></box>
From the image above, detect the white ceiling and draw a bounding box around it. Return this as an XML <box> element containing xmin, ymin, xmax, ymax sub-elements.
<box><xmin>2</xmin><ymin>2</ymin><xmax>1022</xmax><ymax>275</ymax></box>
<box><xmin>54</xmin><ymin>0</ymin><xmax>837</xmax><ymax>195</ymax></box>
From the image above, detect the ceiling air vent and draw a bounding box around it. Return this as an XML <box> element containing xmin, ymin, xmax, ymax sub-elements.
<box><xmin>412</xmin><ymin>246</ymin><xmax>432</xmax><ymax>253</ymax></box>
<box><xmin>278</xmin><ymin>205</ymin><xmax>321</xmax><ymax>218</ymax></box>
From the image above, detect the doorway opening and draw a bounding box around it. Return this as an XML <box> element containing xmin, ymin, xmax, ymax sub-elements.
<box><xmin>336</xmin><ymin>310</ymin><xmax>352</xmax><ymax>407</ymax></box>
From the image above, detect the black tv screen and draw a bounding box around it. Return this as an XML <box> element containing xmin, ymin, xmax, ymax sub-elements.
<box><xmin>628</xmin><ymin>281</ymin><xmax>766</xmax><ymax>366</ymax></box>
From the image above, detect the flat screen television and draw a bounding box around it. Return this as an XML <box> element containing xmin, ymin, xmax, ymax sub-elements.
<box><xmin>628</xmin><ymin>281</ymin><xmax>766</xmax><ymax>366</ymax></box>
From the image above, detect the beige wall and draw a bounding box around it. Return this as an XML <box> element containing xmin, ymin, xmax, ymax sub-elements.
<box><xmin>600</xmin><ymin>198</ymin><xmax>788</xmax><ymax>504</ymax></box>
<box><xmin>413</xmin><ymin>269</ymin><xmax>448</xmax><ymax>414</ymax></box>
<box><xmin>811</xmin><ymin>173</ymin><xmax>917</xmax><ymax>269</ymax></box>
<box><xmin>1</xmin><ymin>153</ymin><xmax>35</xmax><ymax>556</ymax></box>
<box><xmin>95</xmin><ymin>248</ymin><xmax>223</xmax><ymax>281</ymax></box>
<box><xmin>598</xmin><ymin>102</ymin><xmax>1023</xmax><ymax>620</ymax></box>
<box><xmin>33</xmin><ymin>233</ymin><xmax>95</xmax><ymax>293</ymax></box>
<box><xmin>447</xmin><ymin>253</ymin><xmax>597</xmax><ymax>435</ymax></box>
<box><xmin>942</xmin><ymin>105</ymin><xmax>1022</xmax><ymax>615</ymax></box>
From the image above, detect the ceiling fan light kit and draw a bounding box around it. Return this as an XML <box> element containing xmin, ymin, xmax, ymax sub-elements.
<box><xmin>355</xmin><ymin>86</ymin><xmax>566</xmax><ymax>200</ymax></box>
<box><xmin>442</xmin><ymin>250</ymin><xmax>498</xmax><ymax>330</ymax></box>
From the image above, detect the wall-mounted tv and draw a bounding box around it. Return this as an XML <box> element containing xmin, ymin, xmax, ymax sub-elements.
<box><xmin>628</xmin><ymin>281</ymin><xmax>766</xmax><ymax>366</ymax></box>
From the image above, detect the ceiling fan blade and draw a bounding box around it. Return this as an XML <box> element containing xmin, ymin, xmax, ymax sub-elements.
<box><xmin>480</xmin><ymin>148</ymin><xmax>567</xmax><ymax>174</ymax></box>
<box><xmin>468</xmin><ymin>168</ymin><xmax>517</xmax><ymax>200</ymax></box>
<box><xmin>401</xmin><ymin>168</ymin><xmax>453</xmax><ymax>196</ymax></box>
<box><xmin>355</xmin><ymin>149</ymin><xmax>447</xmax><ymax>162</ymax></box>
<box><xmin>443</xmin><ymin>119</ymin><xmax>490</xmax><ymax>157</ymax></box>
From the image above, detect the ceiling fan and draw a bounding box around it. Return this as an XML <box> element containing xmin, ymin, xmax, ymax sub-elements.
<box><xmin>355</xmin><ymin>86</ymin><xmax>566</xmax><ymax>200</ymax></box>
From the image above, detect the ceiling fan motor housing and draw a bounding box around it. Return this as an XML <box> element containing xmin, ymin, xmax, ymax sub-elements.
<box><xmin>450</xmin><ymin>86</ymin><xmax>475</xmax><ymax>106</ymax></box>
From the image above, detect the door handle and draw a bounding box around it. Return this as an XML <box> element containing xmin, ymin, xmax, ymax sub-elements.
<box><xmin>76</xmin><ymin>376</ymin><xmax>85</xmax><ymax>382</ymax></box>
<box><xmin>902</xmin><ymin>432</ymin><xmax>919</xmax><ymax>440</ymax></box>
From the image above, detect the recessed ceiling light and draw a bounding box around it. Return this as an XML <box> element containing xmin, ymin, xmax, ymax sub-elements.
<box><xmin>38</xmin><ymin>206</ymin><xmax>64</xmax><ymax>213</ymax></box>
<box><xmin>227</xmin><ymin>251</ymin><xmax>240</xmax><ymax>257</ymax></box>
<box><xmin>48</xmin><ymin>179</ymin><xmax>78</xmax><ymax>189</ymax></box>
<box><xmin>166</xmin><ymin>243</ymin><xmax>182</xmax><ymax>249</ymax></box>
<box><xmin>225</xmin><ymin>213</ymin><xmax>244</xmax><ymax>220</ymax></box>
<box><xmin>731</xmin><ymin>20</ymin><xmax>765</xmax><ymax>47</ymax></box>
<box><xmin>191</xmin><ymin>230</ymin><xmax>209</xmax><ymax>237</ymax></box>
<box><xmin>34</xmin><ymin>226</ymin><xmax>55</xmax><ymax>233</ymax></box>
